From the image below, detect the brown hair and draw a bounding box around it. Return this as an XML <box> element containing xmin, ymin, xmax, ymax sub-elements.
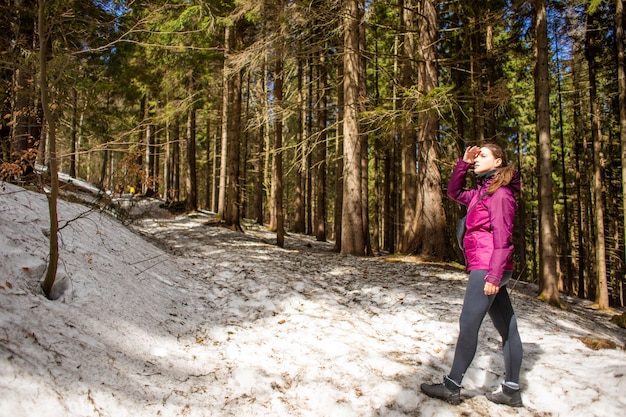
<box><xmin>482</xmin><ymin>143</ymin><xmax>516</xmax><ymax>194</ymax></box>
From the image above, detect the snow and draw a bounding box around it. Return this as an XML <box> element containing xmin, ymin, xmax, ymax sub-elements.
<box><xmin>1</xmin><ymin>181</ymin><xmax>625</xmax><ymax>417</ymax></box>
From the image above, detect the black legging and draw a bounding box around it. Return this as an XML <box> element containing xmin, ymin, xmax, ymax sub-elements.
<box><xmin>449</xmin><ymin>270</ymin><xmax>522</xmax><ymax>385</ymax></box>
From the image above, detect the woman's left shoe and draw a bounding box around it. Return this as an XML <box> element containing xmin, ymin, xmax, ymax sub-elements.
<box><xmin>420</xmin><ymin>375</ymin><xmax>461</xmax><ymax>405</ymax></box>
<box><xmin>486</xmin><ymin>384</ymin><xmax>523</xmax><ymax>407</ymax></box>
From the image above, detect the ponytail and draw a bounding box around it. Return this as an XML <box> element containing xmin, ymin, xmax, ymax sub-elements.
<box><xmin>487</xmin><ymin>164</ymin><xmax>516</xmax><ymax>194</ymax></box>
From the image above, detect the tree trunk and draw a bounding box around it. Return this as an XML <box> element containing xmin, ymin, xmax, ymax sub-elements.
<box><xmin>534</xmin><ymin>0</ymin><xmax>561</xmax><ymax>307</ymax></box>
<box><xmin>340</xmin><ymin>0</ymin><xmax>367</xmax><ymax>256</ymax></box>
<box><xmin>617</xmin><ymin>0</ymin><xmax>626</xmax><ymax>307</ymax></box>
<box><xmin>515</xmin><ymin>137</ymin><xmax>528</xmax><ymax>281</ymax></box>
<box><xmin>204</xmin><ymin>117</ymin><xmax>211</xmax><ymax>209</ymax></box>
<box><xmin>383</xmin><ymin>137</ymin><xmax>395</xmax><ymax>253</ymax></box>
<box><xmin>186</xmin><ymin>70</ymin><xmax>198</xmax><ymax>211</ymax></box>
<box><xmin>135</xmin><ymin>95</ymin><xmax>145</xmax><ymax>194</ymax></box>
<box><xmin>412</xmin><ymin>0</ymin><xmax>447</xmax><ymax>257</ymax></box>
<box><xmin>372</xmin><ymin>29</ymin><xmax>382</xmax><ymax>252</ymax></box>
<box><xmin>225</xmin><ymin>70</ymin><xmax>242</xmax><ymax>229</ymax></box>
<box><xmin>38</xmin><ymin>0</ymin><xmax>58</xmax><ymax>299</ymax></box>
<box><xmin>315</xmin><ymin>47</ymin><xmax>327</xmax><ymax>242</ymax></box>
<box><xmin>99</xmin><ymin>146</ymin><xmax>108</xmax><ymax>188</ymax></box>
<box><xmin>240</xmin><ymin>72</ymin><xmax>252</xmax><ymax>219</ymax></box>
<box><xmin>386</xmin><ymin>34</ymin><xmax>400</xmax><ymax>255</ymax></box>
<box><xmin>172</xmin><ymin>119</ymin><xmax>181</xmax><ymax>201</ymax></box>
<box><xmin>254</xmin><ymin>122</ymin><xmax>264</xmax><ymax>225</ymax></box>
<box><xmin>164</xmin><ymin>118</ymin><xmax>172</xmax><ymax>202</ymax></box>
<box><xmin>306</xmin><ymin>57</ymin><xmax>314</xmax><ymax>236</ymax></box>
<box><xmin>372</xmin><ymin>148</ymin><xmax>380</xmax><ymax>252</ymax></box>
<box><xmin>223</xmin><ymin>23</ymin><xmax>242</xmax><ymax>231</ymax></box>
<box><xmin>186</xmin><ymin>96</ymin><xmax>197</xmax><ymax>211</ymax></box>
<box><xmin>218</xmin><ymin>25</ymin><xmax>232</xmax><ymax>218</ymax></box>
<box><xmin>398</xmin><ymin>0</ymin><xmax>418</xmax><ymax>253</ymax></box>
<box><xmin>586</xmin><ymin>11</ymin><xmax>609</xmax><ymax>310</ymax></box>
<box><xmin>70</xmin><ymin>87</ymin><xmax>77</xmax><ymax>178</ymax></box>
<box><xmin>293</xmin><ymin>57</ymin><xmax>306</xmax><ymax>234</ymax></box>
<box><xmin>359</xmin><ymin>3</ymin><xmax>371</xmax><ymax>255</ymax></box>
<box><xmin>470</xmin><ymin>16</ymin><xmax>485</xmax><ymax>143</ymax></box>
<box><xmin>333</xmin><ymin>58</ymin><xmax>344</xmax><ymax>253</ymax></box>
<box><xmin>211</xmin><ymin>114</ymin><xmax>219</xmax><ymax>212</ymax></box>
<box><xmin>553</xmin><ymin>21</ymin><xmax>573</xmax><ymax>294</ymax></box>
<box><xmin>145</xmin><ymin>120</ymin><xmax>156</xmax><ymax>195</ymax></box>
<box><xmin>272</xmin><ymin>44</ymin><xmax>285</xmax><ymax>247</ymax></box>
<box><xmin>571</xmin><ymin>46</ymin><xmax>586</xmax><ymax>299</ymax></box>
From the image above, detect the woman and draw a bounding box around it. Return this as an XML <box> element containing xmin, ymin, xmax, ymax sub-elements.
<box><xmin>420</xmin><ymin>144</ymin><xmax>523</xmax><ymax>407</ymax></box>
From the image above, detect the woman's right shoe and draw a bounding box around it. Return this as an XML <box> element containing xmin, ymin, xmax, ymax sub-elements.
<box><xmin>420</xmin><ymin>375</ymin><xmax>461</xmax><ymax>405</ymax></box>
<box><xmin>486</xmin><ymin>383</ymin><xmax>523</xmax><ymax>407</ymax></box>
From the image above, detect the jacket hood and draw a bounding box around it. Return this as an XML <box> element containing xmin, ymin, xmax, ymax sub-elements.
<box><xmin>508</xmin><ymin>170</ymin><xmax>521</xmax><ymax>196</ymax></box>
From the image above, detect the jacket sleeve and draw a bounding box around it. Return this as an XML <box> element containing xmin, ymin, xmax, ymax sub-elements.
<box><xmin>447</xmin><ymin>159</ymin><xmax>475</xmax><ymax>207</ymax></box>
<box><xmin>485</xmin><ymin>188</ymin><xmax>516</xmax><ymax>286</ymax></box>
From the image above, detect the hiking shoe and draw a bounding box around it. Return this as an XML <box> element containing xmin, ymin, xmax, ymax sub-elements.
<box><xmin>486</xmin><ymin>383</ymin><xmax>523</xmax><ymax>407</ymax></box>
<box><xmin>420</xmin><ymin>375</ymin><xmax>461</xmax><ymax>405</ymax></box>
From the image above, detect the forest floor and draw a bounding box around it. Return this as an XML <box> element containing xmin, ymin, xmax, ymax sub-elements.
<box><xmin>1</xmin><ymin>181</ymin><xmax>625</xmax><ymax>417</ymax></box>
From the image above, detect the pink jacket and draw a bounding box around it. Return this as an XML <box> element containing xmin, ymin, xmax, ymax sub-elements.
<box><xmin>447</xmin><ymin>159</ymin><xmax>519</xmax><ymax>286</ymax></box>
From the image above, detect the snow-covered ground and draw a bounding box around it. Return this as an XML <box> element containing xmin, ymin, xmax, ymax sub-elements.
<box><xmin>1</xmin><ymin>182</ymin><xmax>625</xmax><ymax>417</ymax></box>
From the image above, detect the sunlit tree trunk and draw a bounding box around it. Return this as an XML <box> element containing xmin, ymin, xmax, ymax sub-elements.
<box><xmin>135</xmin><ymin>95</ymin><xmax>146</xmax><ymax>193</ymax></box>
<box><xmin>340</xmin><ymin>0</ymin><xmax>367</xmax><ymax>256</ymax></box>
<box><xmin>218</xmin><ymin>25</ymin><xmax>232</xmax><ymax>218</ymax></box>
<box><xmin>412</xmin><ymin>0</ymin><xmax>447</xmax><ymax>257</ymax></box>
<box><xmin>145</xmin><ymin>117</ymin><xmax>157</xmax><ymax>195</ymax></box>
<box><xmin>534</xmin><ymin>0</ymin><xmax>560</xmax><ymax>306</ymax></box>
<box><xmin>186</xmin><ymin>71</ymin><xmax>197</xmax><ymax>211</ymax></box>
<box><xmin>172</xmin><ymin>118</ymin><xmax>181</xmax><ymax>202</ymax></box>
<box><xmin>99</xmin><ymin>145</ymin><xmax>108</xmax><ymax>188</ymax></box>
<box><xmin>585</xmin><ymin>10</ymin><xmax>609</xmax><ymax>310</ymax></box>
<box><xmin>164</xmin><ymin>116</ymin><xmax>172</xmax><ymax>202</ymax></box>
<box><xmin>70</xmin><ymin>87</ymin><xmax>77</xmax><ymax>178</ymax></box>
<box><xmin>222</xmin><ymin>22</ymin><xmax>242</xmax><ymax>231</ymax></box>
<box><xmin>553</xmin><ymin>23</ymin><xmax>573</xmax><ymax>294</ymax></box>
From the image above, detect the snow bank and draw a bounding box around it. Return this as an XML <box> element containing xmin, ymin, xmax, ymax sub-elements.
<box><xmin>1</xmin><ymin>182</ymin><xmax>625</xmax><ymax>417</ymax></box>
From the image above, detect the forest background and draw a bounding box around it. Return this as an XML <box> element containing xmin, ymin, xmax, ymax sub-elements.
<box><xmin>1</xmin><ymin>0</ymin><xmax>626</xmax><ymax>311</ymax></box>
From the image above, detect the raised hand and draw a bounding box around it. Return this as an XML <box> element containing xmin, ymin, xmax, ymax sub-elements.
<box><xmin>463</xmin><ymin>146</ymin><xmax>481</xmax><ymax>164</ymax></box>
